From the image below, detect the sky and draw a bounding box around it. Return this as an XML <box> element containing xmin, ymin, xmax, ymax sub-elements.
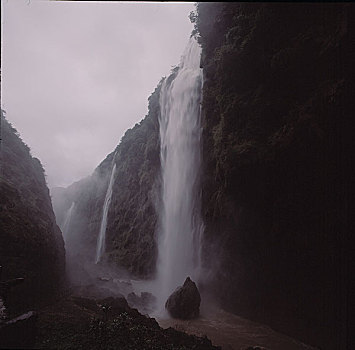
<box><xmin>1</xmin><ymin>0</ymin><xmax>195</xmax><ymax>188</ymax></box>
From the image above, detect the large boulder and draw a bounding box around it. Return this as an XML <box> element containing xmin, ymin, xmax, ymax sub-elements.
<box><xmin>165</xmin><ymin>277</ymin><xmax>201</xmax><ymax>319</ymax></box>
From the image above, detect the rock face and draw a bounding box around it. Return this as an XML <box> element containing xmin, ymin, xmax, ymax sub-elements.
<box><xmin>0</xmin><ymin>114</ymin><xmax>65</xmax><ymax>315</ymax></box>
<box><xmin>127</xmin><ymin>291</ymin><xmax>157</xmax><ymax>314</ymax></box>
<box><xmin>165</xmin><ymin>277</ymin><xmax>201</xmax><ymax>319</ymax></box>
<box><xmin>51</xmin><ymin>82</ymin><xmax>162</xmax><ymax>277</ymax></box>
<box><xmin>195</xmin><ymin>3</ymin><xmax>352</xmax><ymax>349</ymax></box>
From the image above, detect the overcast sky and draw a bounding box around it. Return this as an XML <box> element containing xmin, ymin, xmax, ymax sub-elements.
<box><xmin>1</xmin><ymin>0</ymin><xmax>195</xmax><ymax>188</ymax></box>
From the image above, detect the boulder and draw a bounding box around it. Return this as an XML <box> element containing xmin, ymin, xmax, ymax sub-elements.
<box><xmin>165</xmin><ymin>277</ymin><xmax>201</xmax><ymax>319</ymax></box>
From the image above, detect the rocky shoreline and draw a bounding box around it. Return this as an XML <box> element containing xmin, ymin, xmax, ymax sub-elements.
<box><xmin>1</xmin><ymin>288</ymin><xmax>219</xmax><ymax>350</ymax></box>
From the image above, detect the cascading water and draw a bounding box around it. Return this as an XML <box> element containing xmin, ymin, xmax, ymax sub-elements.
<box><xmin>62</xmin><ymin>202</ymin><xmax>75</xmax><ymax>242</ymax></box>
<box><xmin>95</xmin><ymin>162</ymin><xmax>117</xmax><ymax>264</ymax></box>
<box><xmin>156</xmin><ymin>37</ymin><xmax>204</xmax><ymax>308</ymax></box>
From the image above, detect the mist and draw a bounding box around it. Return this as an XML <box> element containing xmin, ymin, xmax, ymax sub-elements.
<box><xmin>1</xmin><ymin>0</ymin><xmax>195</xmax><ymax>188</ymax></box>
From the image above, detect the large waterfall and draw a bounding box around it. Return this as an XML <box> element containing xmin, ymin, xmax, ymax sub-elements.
<box><xmin>156</xmin><ymin>37</ymin><xmax>203</xmax><ymax>307</ymax></box>
<box><xmin>95</xmin><ymin>162</ymin><xmax>117</xmax><ymax>264</ymax></box>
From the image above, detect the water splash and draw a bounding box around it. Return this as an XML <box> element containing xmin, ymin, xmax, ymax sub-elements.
<box><xmin>95</xmin><ymin>162</ymin><xmax>117</xmax><ymax>264</ymax></box>
<box><xmin>156</xmin><ymin>37</ymin><xmax>204</xmax><ymax>308</ymax></box>
<box><xmin>62</xmin><ymin>202</ymin><xmax>75</xmax><ymax>242</ymax></box>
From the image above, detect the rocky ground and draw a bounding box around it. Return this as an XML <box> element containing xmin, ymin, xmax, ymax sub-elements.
<box><xmin>32</xmin><ymin>292</ymin><xmax>219</xmax><ymax>350</ymax></box>
<box><xmin>1</xmin><ymin>278</ymin><xmax>320</xmax><ymax>350</ymax></box>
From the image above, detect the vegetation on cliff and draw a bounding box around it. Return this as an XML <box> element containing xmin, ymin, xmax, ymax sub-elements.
<box><xmin>194</xmin><ymin>3</ymin><xmax>351</xmax><ymax>349</ymax></box>
<box><xmin>0</xmin><ymin>112</ymin><xmax>65</xmax><ymax>315</ymax></box>
<box><xmin>105</xmin><ymin>81</ymin><xmax>162</xmax><ymax>276</ymax></box>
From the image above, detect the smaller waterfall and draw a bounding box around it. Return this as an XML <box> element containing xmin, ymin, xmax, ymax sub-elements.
<box><xmin>95</xmin><ymin>162</ymin><xmax>117</xmax><ymax>264</ymax></box>
<box><xmin>62</xmin><ymin>202</ymin><xmax>75</xmax><ymax>242</ymax></box>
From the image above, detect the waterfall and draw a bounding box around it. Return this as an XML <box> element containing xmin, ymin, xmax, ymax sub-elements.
<box><xmin>95</xmin><ymin>162</ymin><xmax>117</xmax><ymax>264</ymax></box>
<box><xmin>62</xmin><ymin>202</ymin><xmax>75</xmax><ymax>242</ymax></box>
<box><xmin>156</xmin><ymin>37</ymin><xmax>203</xmax><ymax>307</ymax></box>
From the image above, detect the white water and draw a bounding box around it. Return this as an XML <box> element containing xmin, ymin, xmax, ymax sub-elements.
<box><xmin>156</xmin><ymin>37</ymin><xmax>204</xmax><ymax>309</ymax></box>
<box><xmin>95</xmin><ymin>162</ymin><xmax>117</xmax><ymax>264</ymax></box>
<box><xmin>62</xmin><ymin>202</ymin><xmax>75</xmax><ymax>242</ymax></box>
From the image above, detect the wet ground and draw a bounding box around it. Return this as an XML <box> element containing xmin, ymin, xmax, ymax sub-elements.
<box><xmin>81</xmin><ymin>277</ymin><xmax>317</xmax><ymax>350</ymax></box>
<box><xmin>158</xmin><ymin>308</ymin><xmax>316</xmax><ymax>350</ymax></box>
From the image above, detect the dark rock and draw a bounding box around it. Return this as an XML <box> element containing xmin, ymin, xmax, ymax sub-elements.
<box><xmin>165</xmin><ymin>277</ymin><xmax>201</xmax><ymax>319</ymax></box>
<box><xmin>0</xmin><ymin>275</ymin><xmax>25</xmax><ymax>311</ymax></box>
<box><xmin>196</xmin><ymin>3</ymin><xmax>351</xmax><ymax>349</ymax></box>
<box><xmin>127</xmin><ymin>291</ymin><xmax>156</xmax><ymax>314</ymax></box>
<box><xmin>98</xmin><ymin>296</ymin><xmax>130</xmax><ymax>317</ymax></box>
<box><xmin>0</xmin><ymin>277</ymin><xmax>24</xmax><ymax>292</ymax></box>
<box><xmin>72</xmin><ymin>294</ymin><xmax>130</xmax><ymax>321</ymax></box>
<box><xmin>72</xmin><ymin>296</ymin><xmax>101</xmax><ymax>313</ymax></box>
<box><xmin>35</xmin><ymin>295</ymin><xmax>219</xmax><ymax>349</ymax></box>
<box><xmin>0</xmin><ymin>115</ymin><xmax>65</xmax><ymax>315</ymax></box>
<box><xmin>0</xmin><ymin>311</ymin><xmax>37</xmax><ymax>349</ymax></box>
<box><xmin>0</xmin><ymin>297</ymin><xmax>6</xmax><ymax>322</ymax></box>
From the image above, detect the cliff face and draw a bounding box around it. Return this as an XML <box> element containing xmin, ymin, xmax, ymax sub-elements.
<box><xmin>0</xmin><ymin>114</ymin><xmax>65</xmax><ymax>315</ymax></box>
<box><xmin>106</xmin><ymin>83</ymin><xmax>161</xmax><ymax>276</ymax></box>
<box><xmin>195</xmin><ymin>3</ymin><xmax>351</xmax><ymax>349</ymax></box>
<box><xmin>52</xmin><ymin>82</ymin><xmax>162</xmax><ymax>277</ymax></box>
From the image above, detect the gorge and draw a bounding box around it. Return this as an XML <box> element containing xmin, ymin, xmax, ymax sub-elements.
<box><xmin>1</xmin><ymin>2</ymin><xmax>352</xmax><ymax>350</ymax></box>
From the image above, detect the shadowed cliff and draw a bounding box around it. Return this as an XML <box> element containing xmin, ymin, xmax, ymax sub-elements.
<box><xmin>195</xmin><ymin>3</ymin><xmax>352</xmax><ymax>349</ymax></box>
<box><xmin>0</xmin><ymin>113</ymin><xmax>65</xmax><ymax>315</ymax></box>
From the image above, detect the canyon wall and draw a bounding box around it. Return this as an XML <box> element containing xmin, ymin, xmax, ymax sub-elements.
<box><xmin>195</xmin><ymin>3</ymin><xmax>351</xmax><ymax>349</ymax></box>
<box><xmin>0</xmin><ymin>114</ymin><xmax>65</xmax><ymax>315</ymax></box>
